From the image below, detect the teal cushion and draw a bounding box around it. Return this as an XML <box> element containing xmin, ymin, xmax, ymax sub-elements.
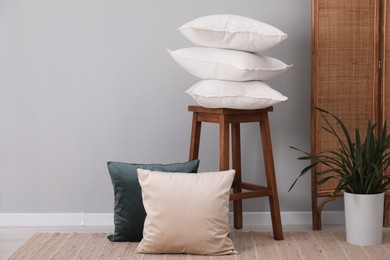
<box><xmin>107</xmin><ymin>159</ymin><xmax>200</xmax><ymax>242</ymax></box>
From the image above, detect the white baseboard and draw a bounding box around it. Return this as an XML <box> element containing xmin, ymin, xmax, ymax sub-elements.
<box><xmin>0</xmin><ymin>211</ymin><xmax>345</xmax><ymax>227</ymax></box>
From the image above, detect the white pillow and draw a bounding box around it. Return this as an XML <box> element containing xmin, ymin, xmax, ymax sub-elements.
<box><xmin>179</xmin><ymin>14</ymin><xmax>287</xmax><ymax>52</ymax></box>
<box><xmin>168</xmin><ymin>47</ymin><xmax>292</xmax><ymax>81</ymax></box>
<box><xmin>186</xmin><ymin>80</ymin><xmax>288</xmax><ymax>110</ymax></box>
<box><xmin>135</xmin><ymin>169</ymin><xmax>237</xmax><ymax>256</ymax></box>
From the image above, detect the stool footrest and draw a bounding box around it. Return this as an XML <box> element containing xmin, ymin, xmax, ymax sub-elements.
<box><xmin>239</xmin><ymin>182</ymin><xmax>267</xmax><ymax>191</ymax></box>
<box><xmin>230</xmin><ymin>189</ymin><xmax>270</xmax><ymax>200</ymax></box>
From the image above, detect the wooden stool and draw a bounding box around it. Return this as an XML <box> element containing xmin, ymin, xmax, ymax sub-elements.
<box><xmin>188</xmin><ymin>105</ymin><xmax>283</xmax><ymax>240</ymax></box>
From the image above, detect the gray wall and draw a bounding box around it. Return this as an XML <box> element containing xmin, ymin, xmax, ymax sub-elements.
<box><xmin>0</xmin><ymin>0</ymin><xmax>323</xmax><ymax>213</ymax></box>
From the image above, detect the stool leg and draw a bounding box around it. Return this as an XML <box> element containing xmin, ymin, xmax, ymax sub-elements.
<box><xmin>189</xmin><ymin>112</ymin><xmax>201</xmax><ymax>160</ymax></box>
<box><xmin>232</xmin><ymin>123</ymin><xmax>243</xmax><ymax>229</ymax></box>
<box><xmin>260</xmin><ymin>112</ymin><xmax>283</xmax><ymax>240</ymax></box>
<box><xmin>219</xmin><ymin>115</ymin><xmax>230</xmax><ymax>171</ymax></box>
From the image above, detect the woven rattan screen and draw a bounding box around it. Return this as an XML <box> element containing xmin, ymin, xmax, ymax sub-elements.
<box><xmin>383</xmin><ymin>1</ymin><xmax>390</xmax><ymax>180</ymax></box>
<box><xmin>311</xmin><ymin>0</ymin><xmax>381</xmax><ymax>229</ymax></box>
<box><xmin>313</xmin><ymin>0</ymin><xmax>379</xmax><ymax>193</ymax></box>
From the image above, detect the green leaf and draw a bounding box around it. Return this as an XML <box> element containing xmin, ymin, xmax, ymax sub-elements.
<box><xmin>289</xmin><ymin>107</ymin><xmax>390</xmax><ymax>195</ymax></box>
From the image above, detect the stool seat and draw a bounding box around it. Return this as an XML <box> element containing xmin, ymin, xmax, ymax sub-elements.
<box><xmin>188</xmin><ymin>105</ymin><xmax>283</xmax><ymax>240</ymax></box>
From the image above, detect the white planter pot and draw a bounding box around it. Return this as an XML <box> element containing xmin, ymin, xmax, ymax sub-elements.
<box><xmin>344</xmin><ymin>191</ymin><xmax>384</xmax><ymax>246</ymax></box>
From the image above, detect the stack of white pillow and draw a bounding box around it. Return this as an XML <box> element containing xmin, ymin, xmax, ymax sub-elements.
<box><xmin>169</xmin><ymin>14</ymin><xmax>291</xmax><ymax>110</ymax></box>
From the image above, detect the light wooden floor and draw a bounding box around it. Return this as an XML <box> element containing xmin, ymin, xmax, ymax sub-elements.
<box><xmin>0</xmin><ymin>225</ymin><xmax>348</xmax><ymax>260</ymax></box>
<box><xmin>0</xmin><ymin>226</ymin><xmax>116</xmax><ymax>260</ymax></box>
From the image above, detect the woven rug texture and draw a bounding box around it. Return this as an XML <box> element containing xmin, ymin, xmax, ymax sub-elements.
<box><xmin>8</xmin><ymin>231</ymin><xmax>390</xmax><ymax>259</ymax></box>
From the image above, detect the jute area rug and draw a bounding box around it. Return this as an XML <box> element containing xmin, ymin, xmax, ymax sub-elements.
<box><xmin>9</xmin><ymin>231</ymin><xmax>390</xmax><ymax>260</ymax></box>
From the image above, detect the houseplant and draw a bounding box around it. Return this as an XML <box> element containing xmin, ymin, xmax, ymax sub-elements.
<box><xmin>289</xmin><ymin>108</ymin><xmax>390</xmax><ymax>246</ymax></box>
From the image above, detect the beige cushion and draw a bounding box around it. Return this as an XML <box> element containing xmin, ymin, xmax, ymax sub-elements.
<box><xmin>135</xmin><ymin>169</ymin><xmax>237</xmax><ymax>256</ymax></box>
